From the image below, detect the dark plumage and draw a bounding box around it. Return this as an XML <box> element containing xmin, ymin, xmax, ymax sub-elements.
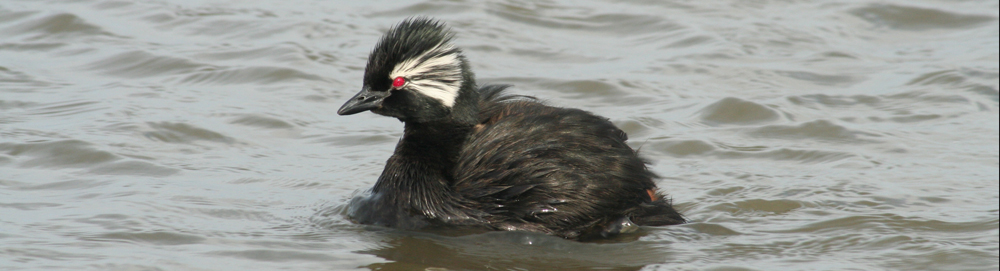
<box><xmin>339</xmin><ymin>18</ymin><xmax>684</xmax><ymax>239</ymax></box>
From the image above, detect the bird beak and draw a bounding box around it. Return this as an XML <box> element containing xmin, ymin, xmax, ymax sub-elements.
<box><xmin>338</xmin><ymin>86</ymin><xmax>389</xmax><ymax>115</ymax></box>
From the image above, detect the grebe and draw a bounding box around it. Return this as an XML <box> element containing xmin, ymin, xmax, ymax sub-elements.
<box><xmin>338</xmin><ymin>18</ymin><xmax>684</xmax><ymax>239</ymax></box>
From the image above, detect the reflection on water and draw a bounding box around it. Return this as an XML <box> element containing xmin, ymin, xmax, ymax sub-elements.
<box><xmin>1</xmin><ymin>0</ymin><xmax>997</xmax><ymax>270</ymax></box>
<box><xmin>356</xmin><ymin>230</ymin><xmax>671</xmax><ymax>271</ymax></box>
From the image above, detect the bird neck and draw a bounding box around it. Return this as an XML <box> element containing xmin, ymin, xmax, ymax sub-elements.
<box><xmin>370</xmin><ymin>117</ymin><xmax>478</xmax><ymax>195</ymax></box>
<box><xmin>398</xmin><ymin>121</ymin><xmax>475</xmax><ymax>170</ymax></box>
<box><xmin>396</xmin><ymin>82</ymin><xmax>481</xmax><ymax>156</ymax></box>
<box><xmin>368</xmin><ymin>121</ymin><xmax>479</xmax><ymax>223</ymax></box>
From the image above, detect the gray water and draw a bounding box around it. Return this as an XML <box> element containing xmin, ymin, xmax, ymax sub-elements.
<box><xmin>1</xmin><ymin>0</ymin><xmax>997</xmax><ymax>270</ymax></box>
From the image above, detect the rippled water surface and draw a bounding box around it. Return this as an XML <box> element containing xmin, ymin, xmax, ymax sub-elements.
<box><xmin>2</xmin><ymin>0</ymin><xmax>998</xmax><ymax>270</ymax></box>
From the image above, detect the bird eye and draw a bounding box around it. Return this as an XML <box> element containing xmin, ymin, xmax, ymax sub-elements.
<box><xmin>391</xmin><ymin>77</ymin><xmax>406</xmax><ymax>88</ymax></box>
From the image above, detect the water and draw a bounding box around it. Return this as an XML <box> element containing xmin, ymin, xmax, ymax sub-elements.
<box><xmin>1</xmin><ymin>0</ymin><xmax>997</xmax><ymax>270</ymax></box>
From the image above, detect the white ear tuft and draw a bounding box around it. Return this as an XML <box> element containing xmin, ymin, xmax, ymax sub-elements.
<box><xmin>389</xmin><ymin>42</ymin><xmax>463</xmax><ymax>107</ymax></box>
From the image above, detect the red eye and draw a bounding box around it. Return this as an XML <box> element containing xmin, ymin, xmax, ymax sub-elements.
<box><xmin>392</xmin><ymin>77</ymin><xmax>406</xmax><ymax>88</ymax></box>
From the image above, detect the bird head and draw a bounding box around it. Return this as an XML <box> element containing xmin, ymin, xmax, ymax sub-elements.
<box><xmin>338</xmin><ymin>18</ymin><xmax>479</xmax><ymax>124</ymax></box>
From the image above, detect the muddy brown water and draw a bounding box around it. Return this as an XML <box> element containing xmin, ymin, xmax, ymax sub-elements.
<box><xmin>1</xmin><ymin>0</ymin><xmax>997</xmax><ymax>270</ymax></box>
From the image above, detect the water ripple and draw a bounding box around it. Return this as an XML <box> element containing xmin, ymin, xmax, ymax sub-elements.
<box><xmin>698</xmin><ymin>97</ymin><xmax>780</xmax><ymax>125</ymax></box>
<box><xmin>746</xmin><ymin>120</ymin><xmax>880</xmax><ymax>143</ymax></box>
<box><xmin>85</xmin><ymin>50</ymin><xmax>208</xmax><ymax>78</ymax></box>
<box><xmin>176</xmin><ymin>65</ymin><xmax>322</xmax><ymax>85</ymax></box>
<box><xmin>0</xmin><ymin>140</ymin><xmax>179</xmax><ymax>176</ymax></box>
<box><xmin>850</xmin><ymin>4</ymin><xmax>996</xmax><ymax>31</ymax></box>
<box><xmin>1</xmin><ymin>12</ymin><xmax>112</xmax><ymax>40</ymax></box>
<box><xmin>143</xmin><ymin>122</ymin><xmax>234</xmax><ymax>144</ymax></box>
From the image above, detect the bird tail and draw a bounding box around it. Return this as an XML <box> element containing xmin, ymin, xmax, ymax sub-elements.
<box><xmin>630</xmin><ymin>197</ymin><xmax>686</xmax><ymax>226</ymax></box>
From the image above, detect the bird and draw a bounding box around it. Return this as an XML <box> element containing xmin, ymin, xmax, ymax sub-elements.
<box><xmin>337</xmin><ymin>18</ymin><xmax>684</xmax><ymax>239</ymax></box>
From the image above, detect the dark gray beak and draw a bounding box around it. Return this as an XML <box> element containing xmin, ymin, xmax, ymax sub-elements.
<box><xmin>338</xmin><ymin>86</ymin><xmax>390</xmax><ymax>115</ymax></box>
